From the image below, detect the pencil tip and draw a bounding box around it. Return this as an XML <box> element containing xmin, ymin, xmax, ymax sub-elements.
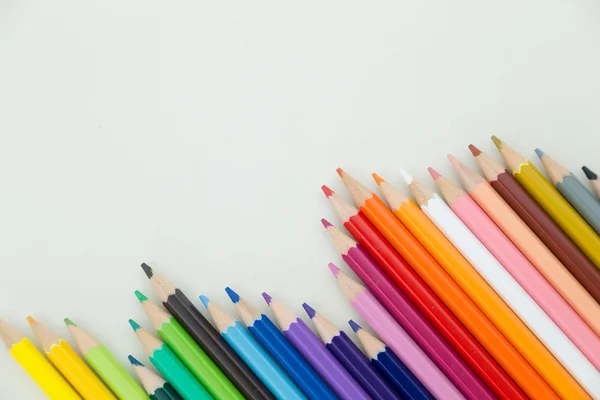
<box><xmin>328</xmin><ymin>262</ymin><xmax>341</xmax><ymax>277</ymax></box>
<box><xmin>428</xmin><ymin>167</ymin><xmax>441</xmax><ymax>180</ymax></box>
<box><xmin>534</xmin><ymin>148</ymin><xmax>544</xmax><ymax>159</ymax></box>
<box><xmin>348</xmin><ymin>320</ymin><xmax>361</xmax><ymax>332</ymax></box>
<box><xmin>447</xmin><ymin>154</ymin><xmax>461</xmax><ymax>166</ymax></box>
<box><xmin>199</xmin><ymin>295</ymin><xmax>210</xmax><ymax>309</ymax></box>
<box><xmin>491</xmin><ymin>135</ymin><xmax>502</xmax><ymax>149</ymax></box>
<box><xmin>225</xmin><ymin>287</ymin><xmax>240</xmax><ymax>303</ymax></box>
<box><xmin>468</xmin><ymin>144</ymin><xmax>481</xmax><ymax>156</ymax></box>
<box><xmin>140</xmin><ymin>263</ymin><xmax>154</xmax><ymax>278</ymax></box>
<box><xmin>321</xmin><ymin>218</ymin><xmax>333</xmax><ymax>228</ymax></box>
<box><xmin>372</xmin><ymin>173</ymin><xmax>384</xmax><ymax>185</ymax></box>
<box><xmin>134</xmin><ymin>290</ymin><xmax>148</xmax><ymax>303</ymax></box>
<box><xmin>302</xmin><ymin>303</ymin><xmax>316</xmax><ymax>318</ymax></box>
<box><xmin>336</xmin><ymin>168</ymin><xmax>344</xmax><ymax>177</ymax></box>
<box><xmin>262</xmin><ymin>292</ymin><xmax>273</xmax><ymax>305</ymax></box>
<box><xmin>128</xmin><ymin>355</ymin><xmax>144</xmax><ymax>366</ymax></box>
<box><xmin>26</xmin><ymin>316</ymin><xmax>36</xmax><ymax>325</ymax></box>
<box><xmin>582</xmin><ymin>166</ymin><xmax>598</xmax><ymax>180</ymax></box>
<box><xmin>64</xmin><ymin>318</ymin><xmax>77</xmax><ymax>327</ymax></box>
<box><xmin>399</xmin><ymin>169</ymin><xmax>413</xmax><ymax>184</ymax></box>
<box><xmin>321</xmin><ymin>185</ymin><xmax>334</xmax><ymax>198</ymax></box>
<box><xmin>128</xmin><ymin>319</ymin><xmax>141</xmax><ymax>331</ymax></box>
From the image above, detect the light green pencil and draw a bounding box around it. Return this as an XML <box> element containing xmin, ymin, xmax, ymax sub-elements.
<box><xmin>65</xmin><ymin>319</ymin><xmax>149</xmax><ymax>400</ymax></box>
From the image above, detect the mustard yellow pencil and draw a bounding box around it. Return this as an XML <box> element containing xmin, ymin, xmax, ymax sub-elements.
<box><xmin>28</xmin><ymin>317</ymin><xmax>116</xmax><ymax>400</ymax></box>
<box><xmin>0</xmin><ymin>319</ymin><xmax>81</xmax><ymax>399</ymax></box>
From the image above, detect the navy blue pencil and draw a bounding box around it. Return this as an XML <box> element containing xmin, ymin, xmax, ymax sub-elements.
<box><xmin>349</xmin><ymin>320</ymin><xmax>434</xmax><ymax>400</ymax></box>
<box><xmin>304</xmin><ymin>304</ymin><xmax>402</xmax><ymax>400</ymax></box>
<box><xmin>225</xmin><ymin>288</ymin><xmax>337</xmax><ymax>400</ymax></box>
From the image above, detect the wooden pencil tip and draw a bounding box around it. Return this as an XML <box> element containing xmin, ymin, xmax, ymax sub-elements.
<box><xmin>328</xmin><ymin>262</ymin><xmax>341</xmax><ymax>277</ymax></box>
<box><xmin>134</xmin><ymin>290</ymin><xmax>148</xmax><ymax>303</ymax></box>
<box><xmin>491</xmin><ymin>135</ymin><xmax>503</xmax><ymax>150</ymax></box>
<box><xmin>64</xmin><ymin>318</ymin><xmax>77</xmax><ymax>327</ymax></box>
<box><xmin>128</xmin><ymin>355</ymin><xmax>144</xmax><ymax>366</ymax></box>
<box><xmin>583</xmin><ymin>166</ymin><xmax>598</xmax><ymax>180</ymax></box>
<box><xmin>321</xmin><ymin>185</ymin><xmax>334</xmax><ymax>198</ymax></box>
<box><xmin>468</xmin><ymin>144</ymin><xmax>481</xmax><ymax>156</ymax></box>
<box><xmin>372</xmin><ymin>172</ymin><xmax>384</xmax><ymax>185</ymax></box>
<box><xmin>199</xmin><ymin>295</ymin><xmax>210</xmax><ymax>309</ymax></box>
<box><xmin>262</xmin><ymin>292</ymin><xmax>273</xmax><ymax>305</ymax></box>
<box><xmin>399</xmin><ymin>169</ymin><xmax>413</xmax><ymax>184</ymax></box>
<box><xmin>129</xmin><ymin>319</ymin><xmax>141</xmax><ymax>331</ymax></box>
<box><xmin>225</xmin><ymin>287</ymin><xmax>240</xmax><ymax>304</ymax></box>
<box><xmin>348</xmin><ymin>320</ymin><xmax>361</xmax><ymax>332</ymax></box>
<box><xmin>321</xmin><ymin>218</ymin><xmax>333</xmax><ymax>228</ymax></box>
<box><xmin>534</xmin><ymin>148</ymin><xmax>544</xmax><ymax>159</ymax></box>
<box><xmin>336</xmin><ymin>168</ymin><xmax>344</xmax><ymax>177</ymax></box>
<box><xmin>428</xmin><ymin>167</ymin><xmax>441</xmax><ymax>180</ymax></box>
<box><xmin>140</xmin><ymin>263</ymin><xmax>154</xmax><ymax>279</ymax></box>
<box><xmin>302</xmin><ymin>303</ymin><xmax>316</xmax><ymax>319</ymax></box>
<box><xmin>447</xmin><ymin>154</ymin><xmax>460</xmax><ymax>167</ymax></box>
<box><xmin>26</xmin><ymin>316</ymin><xmax>36</xmax><ymax>326</ymax></box>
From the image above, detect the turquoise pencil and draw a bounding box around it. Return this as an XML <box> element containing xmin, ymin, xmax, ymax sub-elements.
<box><xmin>129</xmin><ymin>319</ymin><xmax>213</xmax><ymax>400</ymax></box>
<box><xmin>200</xmin><ymin>296</ymin><xmax>306</xmax><ymax>400</ymax></box>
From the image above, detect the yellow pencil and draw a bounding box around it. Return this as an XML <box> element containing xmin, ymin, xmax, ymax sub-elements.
<box><xmin>27</xmin><ymin>316</ymin><xmax>116</xmax><ymax>400</ymax></box>
<box><xmin>0</xmin><ymin>319</ymin><xmax>81</xmax><ymax>399</ymax></box>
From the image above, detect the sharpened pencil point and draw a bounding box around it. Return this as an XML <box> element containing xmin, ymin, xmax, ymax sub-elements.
<box><xmin>199</xmin><ymin>295</ymin><xmax>210</xmax><ymax>309</ymax></box>
<box><xmin>321</xmin><ymin>185</ymin><xmax>334</xmax><ymax>198</ymax></box>
<box><xmin>399</xmin><ymin>169</ymin><xmax>413</xmax><ymax>184</ymax></box>
<box><xmin>128</xmin><ymin>355</ymin><xmax>144</xmax><ymax>366</ymax></box>
<box><xmin>372</xmin><ymin>173</ymin><xmax>384</xmax><ymax>185</ymax></box>
<box><xmin>302</xmin><ymin>303</ymin><xmax>316</xmax><ymax>319</ymax></box>
<box><xmin>129</xmin><ymin>319</ymin><xmax>141</xmax><ymax>331</ymax></box>
<box><xmin>321</xmin><ymin>218</ymin><xmax>333</xmax><ymax>228</ymax></box>
<box><xmin>491</xmin><ymin>135</ymin><xmax>503</xmax><ymax>150</ymax></box>
<box><xmin>428</xmin><ymin>167</ymin><xmax>441</xmax><ymax>180</ymax></box>
<box><xmin>583</xmin><ymin>166</ymin><xmax>598</xmax><ymax>180</ymax></box>
<box><xmin>225</xmin><ymin>287</ymin><xmax>240</xmax><ymax>303</ymax></box>
<box><xmin>328</xmin><ymin>262</ymin><xmax>341</xmax><ymax>277</ymax></box>
<box><xmin>134</xmin><ymin>290</ymin><xmax>148</xmax><ymax>303</ymax></box>
<box><xmin>349</xmin><ymin>320</ymin><xmax>361</xmax><ymax>332</ymax></box>
<box><xmin>534</xmin><ymin>148</ymin><xmax>545</xmax><ymax>159</ymax></box>
<box><xmin>141</xmin><ymin>263</ymin><xmax>154</xmax><ymax>278</ymax></box>
<box><xmin>468</xmin><ymin>144</ymin><xmax>481</xmax><ymax>156</ymax></box>
<box><xmin>64</xmin><ymin>318</ymin><xmax>77</xmax><ymax>327</ymax></box>
<box><xmin>336</xmin><ymin>168</ymin><xmax>344</xmax><ymax>177</ymax></box>
<box><xmin>447</xmin><ymin>154</ymin><xmax>460</xmax><ymax>167</ymax></box>
<box><xmin>26</xmin><ymin>316</ymin><xmax>36</xmax><ymax>326</ymax></box>
<box><xmin>262</xmin><ymin>292</ymin><xmax>273</xmax><ymax>305</ymax></box>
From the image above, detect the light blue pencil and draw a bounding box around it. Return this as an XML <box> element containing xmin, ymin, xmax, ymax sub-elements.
<box><xmin>200</xmin><ymin>295</ymin><xmax>306</xmax><ymax>400</ymax></box>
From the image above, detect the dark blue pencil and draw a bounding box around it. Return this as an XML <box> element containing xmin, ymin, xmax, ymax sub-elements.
<box><xmin>304</xmin><ymin>304</ymin><xmax>402</xmax><ymax>400</ymax></box>
<box><xmin>349</xmin><ymin>320</ymin><xmax>434</xmax><ymax>400</ymax></box>
<box><xmin>225</xmin><ymin>288</ymin><xmax>336</xmax><ymax>400</ymax></box>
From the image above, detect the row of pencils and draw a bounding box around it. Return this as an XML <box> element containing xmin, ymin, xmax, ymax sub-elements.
<box><xmin>3</xmin><ymin>136</ymin><xmax>600</xmax><ymax>399</ymax></box>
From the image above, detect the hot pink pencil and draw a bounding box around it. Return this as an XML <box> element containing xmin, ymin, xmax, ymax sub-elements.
<box><xmin>431</xmin><ymin>167</ymin><xmax>600</xmax><ymax>371</ymax></box>
<box><xmin>329</xmin><ymin>263</ymin><xmax>465</xmax><ymax>400</ymax></box>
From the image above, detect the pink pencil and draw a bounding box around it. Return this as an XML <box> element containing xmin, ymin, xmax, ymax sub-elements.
<box><xmin>329</xmin><ymin>263</ymin><xmax>465</xmax><ymax>400</ymax></box>
<box><xmin>431</xmin><ymin>167</ymin><xmax>600</xmax><ymax>371</ymax></box>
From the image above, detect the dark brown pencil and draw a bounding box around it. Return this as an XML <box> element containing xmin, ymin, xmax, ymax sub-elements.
<box><xmin>469</xmin><ymin>146</ymin><xmax>600</xmax><ymax>305</ymax></box>
<box><xmin>141</xmin><ymin>263</ymin><xmax>276</xmax><ymax>400</ymax></box>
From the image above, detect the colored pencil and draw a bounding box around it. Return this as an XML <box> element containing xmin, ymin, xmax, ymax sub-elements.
<box><xmin>129</xmin><ymin>319</ymin><xmax>213</xmax><ymax>400</ymax></box>
<box><xmin>321</xmin><ymin>216</ymin><xmax>504</xmax><ymax>400</ymax></box>
<box><xmin>452</xmin><ymin>155</ymin><xmax>600</xmax><ymax>337</ymax></box>
<box><xmin>141</xmin><ymin>263</ymin><xmax>275</xmax><ymax>400</ymax></box>
<box><xmin>374</xmin><ymin>173</ymin><xmax>557</xmax><ymax>400</ymax></box>
<box><xmin>471</xmin><ymin>145</ymin><xmax>600</xmax><ymax>309</ymax></box>
<box><xmin>431</xmin><ymin>168</ymin><xmax>600</xmax><ymax>398</ymax></box>
<box><xmin>135</xmin><ymin>290</ymin><xmax>242</xmax><ymax>399</ymax></box>
<box><xmin>332</xmin><ymin>172</ymin><xmax>505</xmax><ymax>399</ymax></box>
<box><xmin>264</xmin><ymin>293</ymin><xmax>371</xmax><ymax>400</ymax></box>
<box><xmin>64</xmin><ymin>318</ymin><xmax>149</xmax><ymax>400</ymax></box>
<box><xmin>405</xmin><ymin>172</ymin><xmax>585</xmax><ymax>399</ymax></box>
<box><xmin>200</xmin><ymin>295</ymin><xmax>305</xmax><ymax>400</ymax></box>
<box><xmin>492</xmin><ymin>136</ymin><xmax>600</xmax><ymax>269</ymax></box>
<box><xmin>27</xmin><ymin>317</ymin><xmax>115</xmax><ymax>400</ymax></box>
<box><xmin>537</xmin><ymin>149</ymin><xmax>600</xmax><ymax>234</ymax></box>
<box><xmin>225</xmin><ymin>288</ymin><xmax>337</xmax><ymax>400</ymax></box>
<box><xmin>349</xmin><ymin>320</ymin><xmax>433</xmax><ymax>400</ymax></box>
<box><xmin>329</xmin><ymin>264</ymin><xmax>465</xmax><ymax>400</ymax></box>
<box><xmin>582</xmin><ymin>166</ymin><xmax>600</xmax><ymax>199</ymax></box>
<box><xmin>304</xmin><ymin>304</ymin><xmax>402</xmax><ymax>400</ymax></box>
<box><xmin>129</xmin><ymin>355</ymin><xmax>183</xmax><ymax>400</ymax></box>
<box><xmin>0</xmin><ymin>319</ymin><xmax>81</xmax><ymax>400</ymax></box>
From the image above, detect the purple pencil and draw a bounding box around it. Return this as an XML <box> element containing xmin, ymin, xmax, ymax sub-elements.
<box><xmin>263</xmin><ymin>293</ymin><xmax>370</xmax><ymax>400</ymax></box>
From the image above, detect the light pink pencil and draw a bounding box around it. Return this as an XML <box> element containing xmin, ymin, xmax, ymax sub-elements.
<box><xmin>329</xmin><ymin>263</ymin><xmax>465</xmax><ymax>400</ymax></box>
<box><xmin>431</xmin><ymin>167</ymin><xmax>600</xmax><ymax>371</ymax></box>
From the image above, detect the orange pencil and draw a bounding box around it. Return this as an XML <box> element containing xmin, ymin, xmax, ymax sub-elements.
<box><xmin>372</xmin><ymin>173</ymin><xmax>558</xmax><ymax>400</ymax></box>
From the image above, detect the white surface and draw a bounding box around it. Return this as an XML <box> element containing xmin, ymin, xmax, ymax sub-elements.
<box><xmin>1</xmin><ymin>0</ymin><xmax>600</xmax><ymax>397</ymax></box>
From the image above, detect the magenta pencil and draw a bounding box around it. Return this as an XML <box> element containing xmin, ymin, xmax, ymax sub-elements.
<box><xmin>329</xmin><ymin>263</ymin><xmax>465</xmax><ymax>400</ymax></box>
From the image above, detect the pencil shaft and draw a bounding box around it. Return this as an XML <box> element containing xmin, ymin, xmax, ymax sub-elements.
<box><xmin>372</xmin><ymin>347</ymin><xmax>433</xmax><ymax>400</ymax></box>
<box><xmin>556</xmin><ymin>174</ymin><xmax>600</xmax><ymax>234</ymax></box>
<box><xmin>150</xmin><ymin>382</ymin><xmax>182</xmax><ymax>400</ymax></box>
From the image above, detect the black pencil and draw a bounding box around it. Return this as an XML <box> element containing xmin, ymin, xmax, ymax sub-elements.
<box><xmin>141</xmin><ymin>263</ymin><xmax>275</xmax><ymax>400</ymax></box>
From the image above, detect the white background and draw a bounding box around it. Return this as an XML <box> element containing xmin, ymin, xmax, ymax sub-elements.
<box><xmin>2</xmin><ymin>0</ymin><xmax>600</xmax><ymax>397</ymax></box>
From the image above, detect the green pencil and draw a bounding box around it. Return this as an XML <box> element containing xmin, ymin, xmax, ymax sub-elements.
<box><xmin>134</xmin><ymin>291</ymin><xmax>243</xmax><ymax>400</ymax></box>
<box><xmin>129</xmin><ymin>355</ymin><xmax>183</xmax><ymax>400</ymax></box>
<box><xmin>129</xmin><ymin>319</ymin><xmax>213</xmax><ymax>400</ymax></box>
<box><xmin>65</xmin><ymin>318</ymin><xmax>149</xmax><ymax>400</ymax></box>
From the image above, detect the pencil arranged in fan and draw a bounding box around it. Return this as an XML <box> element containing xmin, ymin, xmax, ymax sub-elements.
<box><xmin>471</xmin><ymin>145</ymin><xmax>600</xmax><ymax>310</ymax></box>
<box><xmin>350</xmin><ymin>321</ymin><xmax>433</xmax><ymax>400</ymax></box>
<box><xmin>582</xmin><ymin>166</ymin><xmax>600</xmax><ymax>199</ymax></box>
<box><xmin>27</xmin><ymin>316</ymin><xmax>115</xmax><ymax>400</ymax></box>
<box><xmin>263</xmin><ymin>293</ymin><xmax>370</xmax><ymax>400</ymax></box>
<box><xmin>452</xmin><ymin>154</ymin><xmax>600</xmax><ymax>337</ymax></box>
<box><xmin>225</xmin><ymin>288</ymin><xmax>337</xmax><ymax>400</ymax></box>
<box><xmin>537</xmin><ymin>149</ymin><xmax>600</xmax><ymax>234</ymax></box>
<box><xmin>0</xmin><ymin>319</ymin><xmax>81</xmax><ymax>400</ymax></box>
<box><xmin>64</xmin><ymin>318</ymin><xmax>148</xmax><ymax>400</ymax></box>
<box><xmin>129</xmin><ymin>355</ymin><xmax>183</xmax><ymax>400</ymax></box>
<box><xmin>405</xmin><ymin>171</ymin><xmax>586</xmax><ymax>400</ymax></box>
<box><xmin>321</xmin><ymin>217</ymin><xmax>506</xmax><ymax>400</ymax></box>
<box><xmin>492</xmin><ymin>136</ymin><xmax>600</xmax><ymax>269</ymax></box>
<box><xmin>141</xmin><ymin>263</ymin><xmax>274</xmax><ymax>400</ymax></box>
<box><xmin>329</xmin><ymin>264</ymin><xmax>465</xmax><ymax>400</ymax></box>
<box><xmin>129</xmin><ymin>319</ymin><xmax>212</xmax><ymax>400</ymax></box>
<box><xmin>374</xmin><ymin>173</ymin><xmax>557</xmax><ymax>400</ymax></box>
<box><xmin>330</xmin><ymin>173</ymin><xmax>509</xmax><ymax>400</ymax></box>
<box><xmin>135</xmin><ymin>290</ymin><xmax>242</xmax><ymax>399</ymax></box>
<box><xmin>431</xmin><ymin>167</ymin><xmax>600</xmax><ymax>398</ymax></box>
<box><xmin>200</xmin><ymin>295</ymin><xmax>305</xmax><ymax>400</ymax></box>
<box><xmin>304</xmin><ymin>304</ymin><xmax>402</xmax><ymax>400</ymax></box>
